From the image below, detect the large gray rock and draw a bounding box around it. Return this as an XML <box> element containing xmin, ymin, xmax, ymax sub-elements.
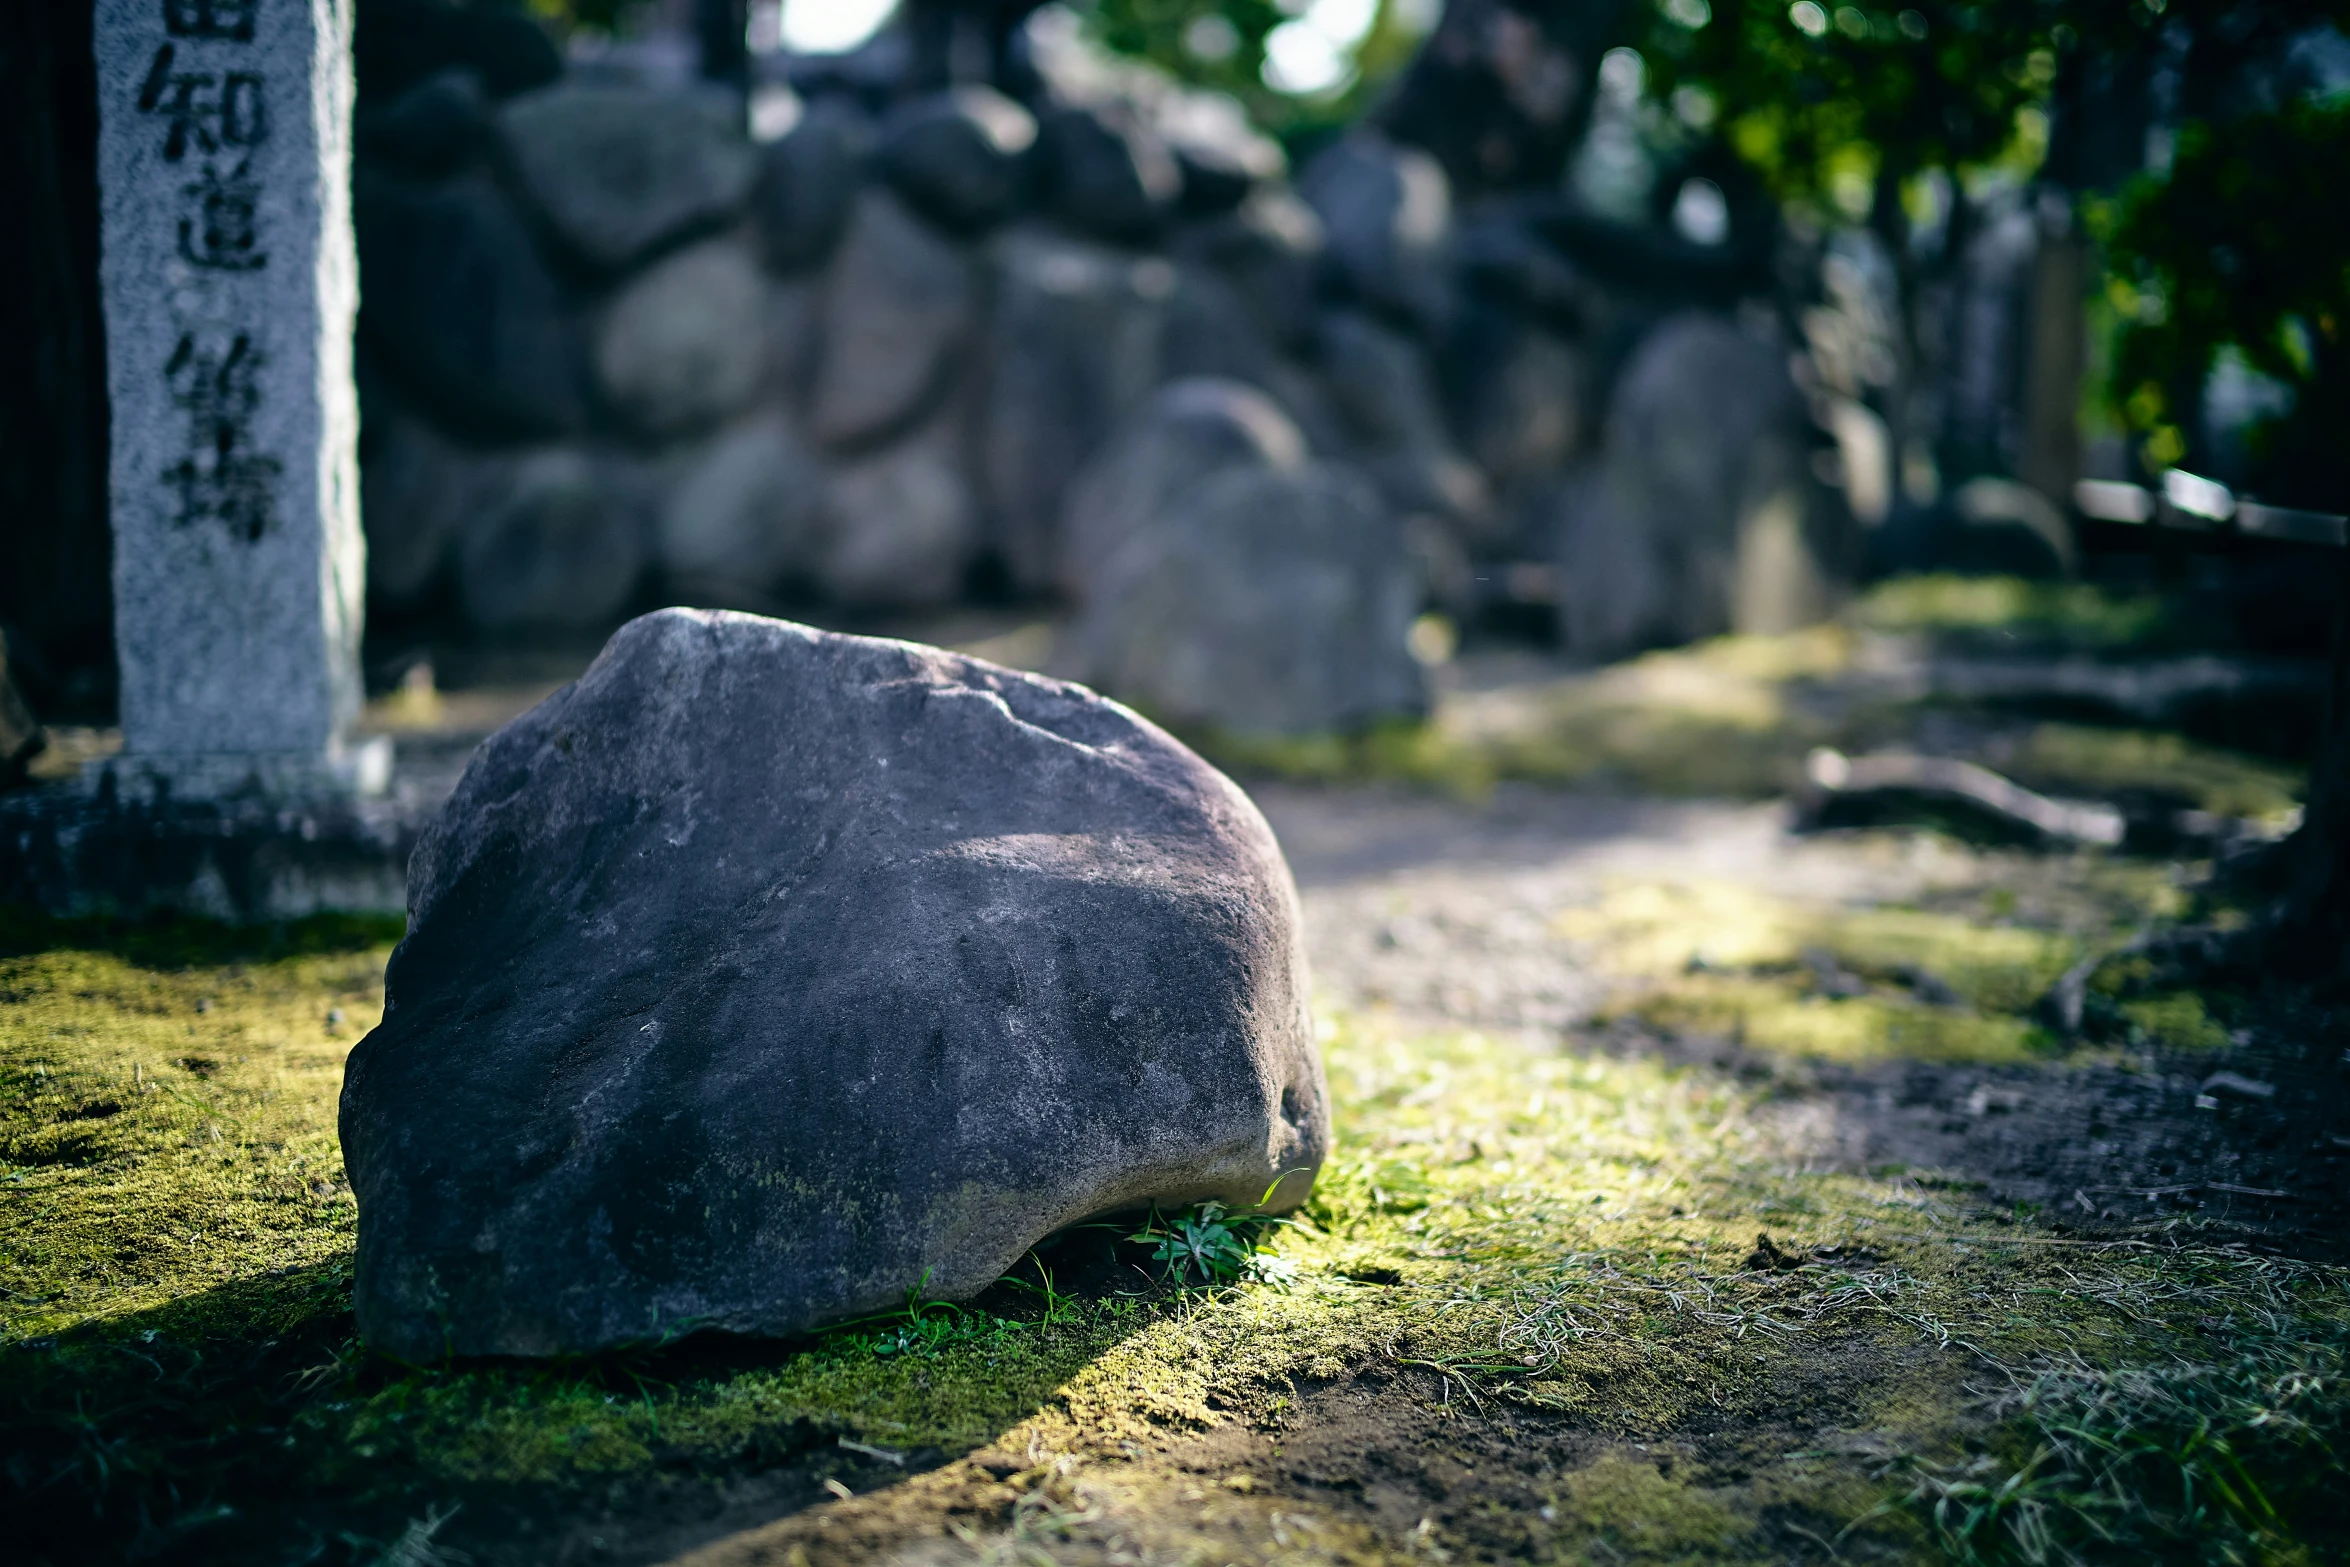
<box><xmin>875</xmin><ymin>87</ymin><xmax>1037</xmax><ymax>236</ymax></box>
<box><xmin>1058</xmin><ymin>378</ymin><xmax>1306</xmax><ymax>598</ymax></box>
<box><xmin>456</xmin><ymin>448</ymin><xmax>650</xmax><ymax>630</ymax></box>
<box><xmin>806</xmin><ymin>192</ymin><xmax>977</xmax><ymax>449</ymax></box>
<box><xmin>359</xmin><ymin>407</ymin><xmax>508</xmax><ymax>606</ymax></box>
<box><xmin>752</xmin><ymin>95</ymin><xmax>869</xmax><ymax>273</ymax></box>
<box><xmin>497</xmin><ymin>84</ymin><xmax>757</xmax><ymax>270</ymax></box>
<box><xmin>1077</xmin><ymin>463</ymin><xmax>1427</xmax><ymax>735</ymax></box>
<box><xmin>356</xmin><ymin>170</ymin><xmax>592</xmax><ymax>438</ymax></box>
<box><xmin>980</xmin><ymin>230</ymin><xmax>1175</xmax><ymax>592</ymax></box>
<box><xmin>816</xmin><ymin>413</ymin><xmax>979</xmax><ymax>609</ymax></box>
<box><xmin>595</xmin><ymin>240</ymin><xmax>772</xmax><ymax>439</ymax></box>
<box><xmin>341</xmin><ymin>609</ymin><xmax>1327</xmax><ymax>1359</ymax></box>
<box><xmin>656</xmin><ymin>414</ymin><xmax>827</xmax><ymax>605</ymax></box>
<box><xmin>1552</xmin><ymin>312</ymin><xmax>1850</xmax><ymax>656</ymax></box>
<box><xmin>1035</xmin><ymin>102</ymin><xmax>1180</xmax><ymax>244</ymax></box>
<box><xmin>1295</xmin><ymin>132</ymin><xmax>1454</xmax><ymax>333</ymax></box>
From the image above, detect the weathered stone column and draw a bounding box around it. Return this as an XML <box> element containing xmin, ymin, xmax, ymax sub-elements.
<box><xmin>91</xmin><ymin>0</ymin><xmax>379</xmax><ymax>795</ymax></box>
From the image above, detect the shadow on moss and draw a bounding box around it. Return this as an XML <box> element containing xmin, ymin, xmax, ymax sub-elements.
<box><xmin>0</xmin><ymin>906</ymin><xmax>406</xmax><ymax>966</ymax></box>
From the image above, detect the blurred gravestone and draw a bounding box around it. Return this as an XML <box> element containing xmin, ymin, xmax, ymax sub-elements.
<box><xmin>1552</xmin><ymin>313</ymin><xmax>1850</xmax><ymax>657</ymax></box>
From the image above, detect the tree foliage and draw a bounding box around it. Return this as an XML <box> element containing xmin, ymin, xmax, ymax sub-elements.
<box><xmin>2103</xmin><ymin>97</ymin><xmax>2350</xmax><ymax>506</ymax></box>
<box><xmin>1633</xmin><ymin>0</ymin><xmax>2076</xmax><ymax>223</ymax></box>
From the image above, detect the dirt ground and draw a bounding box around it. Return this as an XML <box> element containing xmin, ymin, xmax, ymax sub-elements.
<box><xmin>1266</xmin><ymin>783</ymin><xmax>2346</xmax><ymax>1251</ymax></box>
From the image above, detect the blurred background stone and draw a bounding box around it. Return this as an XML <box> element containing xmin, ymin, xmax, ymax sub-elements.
<box><xmin>875</xmin><ymin>86</ymin><xmax>1036</xmax><ymax>236</ymax></box>
<box><xmin>1551</xmin><ymin>312</ymin><xmax>1847</xmax><ymax>657</ymax></box>
<box><xmin>456</xmin><ymin>449</ymin><xmax>650</xmax><ymax>631</ymax></box>
<box><xmin>980</xmin><ymin>230</ymin><xmax>1175</xmax><ymax>592</ymax></box>
<box><xmin>497</xmin><ymin>83</ymin><xmax>756</xmax><ymax>271</ymax></box>
<box><xmin>1077</xmin><ymin>462</ymin><xmax>1425</xmax><ymax>735</ymax></box>
<box><xmin>752</xmin><ymin>96</ymin><xmax>869</xmax><ymax>274</ymax></box>
<box><xmin>594</xmin><ymin>238</ymin><xmax>771</xmax><ymax>438</ymax></box>
<box><xmin>1058</xmin><ymin>377</ymin><xmax>1308</xmax><ymax>600</ymax></box>
<box><xmin>1033</xmin><ymin>101</ymin><xmax>1180</xmax><ymax>244</ymax></box>
<box><xmin>805</xmin><ymin>190</ymin><xmax>976</xmax><ymax>449</ymax></box>
<box><xmin>356</xmin><ymin>170</ymin><xmax>593</xmax><ymax>439</ymax></box>
<box><xmin>816</xmin><ymin>411</ymin><xmax>979</xmax><ymax>609</ymax></box>
<box><xmin>656</xmin><ymin>413</ymin><xmax>827</xmax><ymax>607</ymax></box>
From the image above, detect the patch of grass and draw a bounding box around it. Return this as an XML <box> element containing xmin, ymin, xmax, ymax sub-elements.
<box><xmin>1196</xmin><ymin>588</ymin><xmax>2305</xmax><ymax>828</ymax></box>
<box><xmin>1908</xmin><ymin>1264</ymin><xmax>2350</xmax><ymax>1565</ymax></box>
<box><xmin>2003</xmin><ymin>724</ymin><xmax>2305</xmax><ymax>824</ymax></box>
<box><xmin>4</xmin><ymin>915</ymin><xmax>2344</xmax><ymax>1564</ymax></box>
<box><xmin>1852</xmin><ymin>576</ymin><xmax>2180</xmax><ymax>651</ymax></box>
<box><xmin>1</xmin><ymin>928</ymin><xmax>390</xmax><ymax>1338</ymax></box>
<box><xmin>2116</xmin><ymin>992</ymin><xmax>2235</xmax><ymax>1053</ymax></box>
<box><xmin>1615</xmin><ymin>976</ymin><xmax>2055</xmax><ymax>1064</ymax></box>
<box><xmin>1192</xmin><ymin>625</ymin><xmax>1854</xmax><ymax>799</ymax></box>
<box><xmin>1127</xmin><ymin>1200</ymin><xmax>1291</xmax><ymax>1286</ymax></box>
<box><xmin>1188</xmin><ymin>719</ymin><xmax>1498</xmax><ymax>797</ymax></box>
<box><xmin>1552</xmin><ymin>880</ymin><xmax>2083</xmax><ymax>1065</ymax></box>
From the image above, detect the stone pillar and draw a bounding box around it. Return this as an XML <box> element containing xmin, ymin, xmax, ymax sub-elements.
<box><xmin>91</xmin><ymin>0</ymin><xmax>379</xmax><ymax>796</ymax></box>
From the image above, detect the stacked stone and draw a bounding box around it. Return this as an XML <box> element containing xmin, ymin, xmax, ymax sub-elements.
<box><xmin>354</xmin><ymin>17</ymin><xmax>1855</xmax><ymax>730</ymax></box>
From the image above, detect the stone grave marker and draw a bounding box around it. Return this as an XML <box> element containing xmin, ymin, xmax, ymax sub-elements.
<box><xmin>0</xmin><ymin>1</ymin><xmax>419</xmax><ymax>922</ymax></box>
<box><xmin>91</xmin><ymin>0</ymin><xmax>381</xmax><ymax>795</ymax></box>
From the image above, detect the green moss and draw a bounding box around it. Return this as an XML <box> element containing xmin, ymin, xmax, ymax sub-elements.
<box><xmin>1851</xmin><ymin>575</ymin><xmax>2177</xmax><ymax>650</ymax></box>
<box><xmin>1</xmin><ymin>931</ymin><xmax>390</xmax><ymax>1338</ymax></box>
<box><xmin>1549</xmin><ymin>1452</ymin><xmax>1750</xmax><ymax>1561</ymax></box>
<box><xmin>1188</xmin><ymin>719</ymin><xmax>1497</xmax><ymax>798</ymax></box>
<box><xmin>1552</xmin><ymin>880</ymin><xmax>2080</xmax><ymax>1064</ymax></box>
<box><xmin>2</xmin><ymin>913</ymin><xmax>2342</xmax><ymax>1565</ymax></box>
<box><xmin>2007</xmin><ymin>723</ymin><xmax>2304</xmax><ymax>822</ymax></box>
<box><xmin>1612</xmin><ymin>976</ymin><xmax>2051</xmax><ymax>1064</ymax></box>
<box><xmin>2118</xmin><ymin>991</ymin><xmax>2233</xmax><ymax>1052</ymax></box>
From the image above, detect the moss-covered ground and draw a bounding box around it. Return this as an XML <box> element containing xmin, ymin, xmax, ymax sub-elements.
<box><xmin>6</xmin><ymin>577</ymin><xmax>2346</xmax><ymax>1565</ymax></box>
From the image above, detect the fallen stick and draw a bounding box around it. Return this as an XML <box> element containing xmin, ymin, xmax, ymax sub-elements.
<box><xmin>1801</xmin><ymin>748</ymin><xmax>2126</xmax><ymax>847</ymax></box>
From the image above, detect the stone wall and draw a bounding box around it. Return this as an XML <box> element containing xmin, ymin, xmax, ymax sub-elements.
<box><xmin>353</xmin><ymin>17</ymin><xmax>1856</xmax><ymax>728</ymax></box>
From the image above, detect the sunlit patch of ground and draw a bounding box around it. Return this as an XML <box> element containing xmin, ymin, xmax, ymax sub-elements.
<box><xmin>5</xmin><ymin>872</ymin><xmax>2345</xmax><ymax>1565</ymax></box>
<box><xmin>5</xmin><ymin>575</ymin><xmax>2344</xmax><ymax>1564</ymax></box>
<box><xmin>1192</xmin><ymin>578</ymin><xmax>2313</xmax><ymax>825</ymax></box>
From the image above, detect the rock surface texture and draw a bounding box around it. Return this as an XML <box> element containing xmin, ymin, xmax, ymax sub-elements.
<box><xmin>341</xmin><ymin>610</ymin><xmax>1327</xmax><ymax>1359</ymax></box>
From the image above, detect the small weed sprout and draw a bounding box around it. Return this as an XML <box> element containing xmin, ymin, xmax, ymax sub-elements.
<box><xmin>1128</xmin><ymin>1200</ymin><xmax>1289</xmax><ymax>1287</ymax></box>
<box><xmin>825</xmin><ymin>1270</ymin><xmax>981</xmax><ymax>1358</ymax></box>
